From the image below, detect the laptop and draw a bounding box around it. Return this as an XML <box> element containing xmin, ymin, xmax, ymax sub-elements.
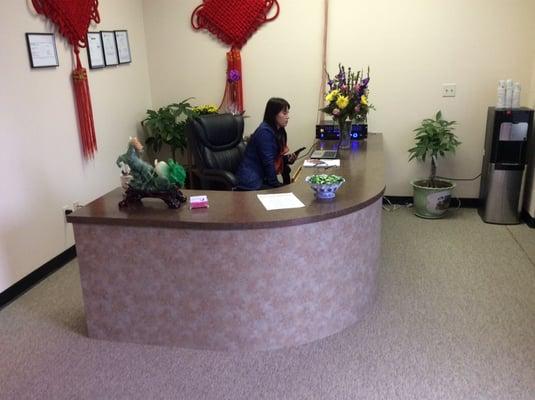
<box><xmin>310</xmin><ymin>149</ymin><xmax>339</xmax><ymax>159</ymax></box>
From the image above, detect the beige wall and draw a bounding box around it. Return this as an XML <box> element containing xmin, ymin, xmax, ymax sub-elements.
<box><xmin>144</xmin><ymin>0</ymin><xmax>535</xmax><ymax>196</ymax></box>
<box><xmin>0</xmin><ymin>0</ymin><xmax>152</xmax><ymax>292</ymax></box>
<box><xmin>142</xmin><ymin>0</ymin><xmax>324</xmax><ymax>154</ymax></box>
<box><xmin>2</xmin><ymin>0</ymin><xmax>535</xmax><ymax>292</ymax></box>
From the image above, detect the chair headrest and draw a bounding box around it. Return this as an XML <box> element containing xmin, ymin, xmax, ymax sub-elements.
<box><xmin>191</xmin><ymin>113</ymin><xmax>244</xmax><ymax>151</ymax></box>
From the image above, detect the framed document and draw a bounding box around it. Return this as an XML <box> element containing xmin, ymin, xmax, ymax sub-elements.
<box><xmin>101</xmin><ymin>31</ymin><xmax>119</xmax><ymax>66</ymax></box>
<box><xmin>115</xmin><ymin>30</ymin><xmax>131</xmax><ymax>64</ymax></box>
<box><xmin>86</xmin><ymin>32</ymin><xmax>105</xmax><ymax>69</ymax></box>
<box><xmin>25</xmin><ymin>33</ymin><xmax>59</xmax><ymax>68</ymax></box>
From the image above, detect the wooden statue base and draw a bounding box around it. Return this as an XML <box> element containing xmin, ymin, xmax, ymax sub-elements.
<box><xmin>119</xmin><ymin>186</ymin><xmax>186</xmax><ymax>209</ymax></box>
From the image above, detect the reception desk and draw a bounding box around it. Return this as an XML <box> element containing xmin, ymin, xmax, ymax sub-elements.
<box><xmin>68</xmin><ymin>133</ymin><xmax>385</xmax><ymax>351</ymax></box>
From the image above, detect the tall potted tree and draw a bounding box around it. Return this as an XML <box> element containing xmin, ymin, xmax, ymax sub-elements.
<box><xmin>408</xmin><ymin>111</ymin><xmax>461</xmax><ymax>218</ymax></box>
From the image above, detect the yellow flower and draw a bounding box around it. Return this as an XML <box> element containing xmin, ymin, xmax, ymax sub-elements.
<box><xmin>193</xmin><ymin>104</ymin><xmax>219</xmax><ymax>115</ymax></box>
<box><xmin>325</xmin><ymin>89</ymin><xmax>339</xmax><ymax>103</ymax></box>
<box><xmin>360</xmin><ymin>95</ymin><xmax>368</xmax><ymax>105</ymax></box>
<box><xmin>336</xmin><ymin>95</ymin><xmax>349</xmax><ymax>109</ymax></box>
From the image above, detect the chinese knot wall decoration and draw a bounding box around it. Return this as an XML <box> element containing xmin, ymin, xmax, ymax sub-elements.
<box><xmin>31</xmin><ymin>0</ymin><xmax>100</xmax><ymax>159</ymax></box>
<box><xmin>191</xmin><ymin>0</ymin><xmax>280</xmax><ymax>114</ymax></box>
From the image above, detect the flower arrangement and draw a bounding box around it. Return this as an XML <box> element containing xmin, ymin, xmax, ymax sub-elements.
<box><xmin>322</xmin><ymin>64</ymin><xmax>372</xmax><ymax>125</ymax></box>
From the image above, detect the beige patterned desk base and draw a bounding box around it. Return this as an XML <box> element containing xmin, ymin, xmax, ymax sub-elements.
<box><xmin>74</xmin><ymin>198</ymin><xmax>382</xmax><ymax>351</ymax></box>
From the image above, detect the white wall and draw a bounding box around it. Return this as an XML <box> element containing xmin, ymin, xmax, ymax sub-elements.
<box><xmin>143</xmin><ymin>0</ymin><xmax>535</xmax><ymax>196</ymax></box>
<box><xmin>0</xmin><ymin>0</ymin><xmax>152</xmax><ymax>292</ymax></box>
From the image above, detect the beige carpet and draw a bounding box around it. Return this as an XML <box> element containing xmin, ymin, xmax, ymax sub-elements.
<box><xmin>1</xmin><ymin>208</ymin><xmax>534</xmax><ymax>400</ymax></box>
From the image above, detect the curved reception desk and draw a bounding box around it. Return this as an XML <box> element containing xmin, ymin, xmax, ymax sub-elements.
<box><xmin>68</xmin><ymin>134</ymin><xmax>385</xmax><ymax>351</ymax></box>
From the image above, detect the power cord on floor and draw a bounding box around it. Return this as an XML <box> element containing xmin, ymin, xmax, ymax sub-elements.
<box><xmin>450</xmin><ymin>196</ymin><xmax>462</xmax><ymax>210</ymax></box>
<box><xmin>435</xmin><ymin>174</ymin><xmax>480</xmax><ymax>211</ymax></box>
<box><xmin>382</xmin><ymin>196</ymin><xmax>413</xmax><ymax>212</ymax></box>
<box><xmin>436</xmin><ymin>173</ymin><xmax>482</xmax><ymax>181</ymax></box>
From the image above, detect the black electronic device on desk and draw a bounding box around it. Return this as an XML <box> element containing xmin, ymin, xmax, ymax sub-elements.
<box><xmin>316</xmin><ymin>123</ymin><xmax>368</xmax><ymax>140</ymax></box>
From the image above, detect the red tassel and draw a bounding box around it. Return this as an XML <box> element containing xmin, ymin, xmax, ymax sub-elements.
<box><xmin>219</xmin><ymin>47</ymin><xmax>244</xmax><ymax>114</ymax></box>
<box><xmin>72</xmin><ymin>52</ymin><xmax>97</xmax><ymax>159</ymax></box>
<box><xmin>30</xmin><ymin>0</ymin><xmax>100</xmax><ymax>159</ymax></box>
<box><xmin>232</xmin><ymin>48</ymin><xmax>244</xmax><ymax>111</ymax></box>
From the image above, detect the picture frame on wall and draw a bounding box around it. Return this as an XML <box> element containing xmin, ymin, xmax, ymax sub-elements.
<box><xmin>86</xmin><ymin>32</ymin><xmax>105</xmax><ymax>69</ymax></box>
<box><xmin>25</xmin><ymin>33</ymin><xmax>59</xmax><ymax>68</ymax></box>
<box><xmin>114</xmin><ymin>30</ymin><xmax>132</xmax><ymax>64</ymax></box>
<box><xmin>101</xmin><ymin>31</ymin><xmax>119</xmax><ymax>66</ymax></box>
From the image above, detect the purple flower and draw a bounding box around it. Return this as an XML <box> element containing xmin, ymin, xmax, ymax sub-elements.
<box><xmin>332</xmin><ymin>108</ymin><xmax>341</xmax><ymax>116</ymax></box>
<box><xmin>228</xmin><ymin>69</ymin><xmax>241</xmax><ymax>82</ymax></box>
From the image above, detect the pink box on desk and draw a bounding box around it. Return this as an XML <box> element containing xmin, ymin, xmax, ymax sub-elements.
<box><xmin>189</xmin><ymin>195</ymin><xmax>209</xmax><ymax>209</ymax></box>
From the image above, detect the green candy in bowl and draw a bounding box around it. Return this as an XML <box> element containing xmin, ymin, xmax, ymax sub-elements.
<box><xmin>305</xmin><ymin>174</ymin><xmax>345</xmax><ymax>199</ymax></box>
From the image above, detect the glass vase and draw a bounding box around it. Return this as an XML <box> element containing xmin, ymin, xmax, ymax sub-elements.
<box><xmin>338</xmin><ymin>119</ymin><xmax>351</xmax><ymax>149</ymax></box>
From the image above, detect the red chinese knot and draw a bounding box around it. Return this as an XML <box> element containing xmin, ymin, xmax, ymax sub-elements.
<box><xmin>191</xmin><ymin>0</ymin><xmax>280</xmax><ymax>114</ymax></box>
<box><xmin>191</xmin><ymin>0</ymin><xmax>279</xmax><ymax>49</ymax></box>
<box><xmin>32</xmin><ymin>0</ymin><xmax>100</xmax><ymax>159</ymax></box>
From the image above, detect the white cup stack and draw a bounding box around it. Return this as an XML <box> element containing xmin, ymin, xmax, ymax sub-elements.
<box><xmin>512</xmin><ymin>82</ymin><xmax>521</xmax><ymax>108</ymax></box>
<box><xmin>497</xmin><ymin>79</ymin><xmax>521</xmax><ymax>109</ymax></box>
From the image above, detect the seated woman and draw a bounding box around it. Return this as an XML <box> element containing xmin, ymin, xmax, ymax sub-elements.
<box><xmin>236</xmin><ymin>97</ymin><xmax>297</xmax><ymax>190</ymax></box>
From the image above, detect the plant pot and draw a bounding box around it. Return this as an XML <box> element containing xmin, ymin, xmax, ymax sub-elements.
<box><xmin>305</xmin><ymin>175</ymin><xmax>345</xmax><ymax>199</ymax></box>
<box><xmin>411</xmin><ymin>179</ymin><xmax>455</xmax><ymax>219</ymax></box>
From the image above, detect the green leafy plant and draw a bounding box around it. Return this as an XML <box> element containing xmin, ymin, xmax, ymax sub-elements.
<box><xmin>143</xmin><ymin>98</ymin><xmax>195</xmax><ymax>161</ymax></box>
<box><xmin>408</xmin><ymin>111</ymin><xmax>461</xmax><ymax>187</ymax></box>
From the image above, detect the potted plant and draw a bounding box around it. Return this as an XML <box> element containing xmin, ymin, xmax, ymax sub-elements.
<box><xmin>142</xmin><ymin>98</ymin><xmax>195</xmax><ymax>162</ymax></box>
<box><xmin>408</xmin><ymin>111</ymin><xmax>461</xmax><ymax>218</ymax></box>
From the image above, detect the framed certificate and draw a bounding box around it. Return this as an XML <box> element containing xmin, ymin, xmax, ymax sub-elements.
<box><xmin>101</xmin><ymin>31</ymin><xmax>119</xmax><ymax>66</ymax></box>
<box><xmin>86</xmin><ymin>32</ymin><xmax>105</xmax><ymax>69</ymax></box>
<box><xmin>25</xmin><ymin>33</ymin><xmax>59</xmax><ymax>68</ymax></box>
<box><xmin>114</xmin><ymin>30</ymin><xmax>131</xmax><ymax>64</ymax></box>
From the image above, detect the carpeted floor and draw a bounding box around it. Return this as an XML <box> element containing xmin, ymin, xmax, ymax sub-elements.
<box><xmin>1</xmin><ymin>208</ymin><xmax>534</xmax><ymax>400</ymax></box>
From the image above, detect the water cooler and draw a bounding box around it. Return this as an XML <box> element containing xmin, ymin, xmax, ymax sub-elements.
<box><xmin>478</xmin><ymin>107</ymin><xmax>533</xmax><ymax>224</ymax></box>
<box><xmin>522</xmin><ymin>130</ymin><xmax>535</xmax><ymax>227</ymax></box>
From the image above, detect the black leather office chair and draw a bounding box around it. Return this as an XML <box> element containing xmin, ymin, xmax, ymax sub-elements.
<box><xmin>186</xmin><ymin>113</ymin><xmax>246</xmax><ymax>190</ymax></box>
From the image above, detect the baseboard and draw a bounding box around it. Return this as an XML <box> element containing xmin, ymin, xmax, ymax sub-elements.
<box><xmin>0</xmin><ymin>245</ymin><xmax>76</xmax><ymax>310</ymax></box>
<box><xmin>521</xmin><ymin>210</ymin><xmax>535</xmax><ymax>228</ymax></box>
<box><xmin>384</xmin><ymin>196</ymin><xmax>480</xmax><ymax>208</ymax></box>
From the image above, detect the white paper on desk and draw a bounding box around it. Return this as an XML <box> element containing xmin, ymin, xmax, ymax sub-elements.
<box><xmin>257</xmin><ymin>192</ymin><xmax>305</xmax><ymax>211</ymax></box>
<box><xmin>303</xmin><ymin>159</ymin><xmax>340</xmax><ymax>168</ymax></box>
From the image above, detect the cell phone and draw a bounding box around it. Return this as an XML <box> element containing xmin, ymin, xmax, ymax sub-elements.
<box><xmin>294</xmin><ymin>147</ymin><xmax>306</xmax><ymax>156</ymax></box>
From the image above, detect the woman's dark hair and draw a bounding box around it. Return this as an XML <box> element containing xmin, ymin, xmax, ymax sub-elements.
<box><xmin>263</xmin><ymin>97</ymin><xmax>290</xmax><ymax>150</ymax></box>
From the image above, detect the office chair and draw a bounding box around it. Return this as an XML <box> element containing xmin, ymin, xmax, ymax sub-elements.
<box><xmin>186</xmin><ymin>113</ymin><xmax>246</xmax><ymax>190</ymax></box>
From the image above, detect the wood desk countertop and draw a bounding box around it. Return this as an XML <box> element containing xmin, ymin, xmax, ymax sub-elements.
<box><xmin>67</xmin><ymin>133</ymin><xmax>385</xmax><ymax>230</ymax></box>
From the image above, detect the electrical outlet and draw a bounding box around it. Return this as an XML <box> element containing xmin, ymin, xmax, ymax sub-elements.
<box><xmin>62</xmin><ymin>205</ymin><xmax>73</xmax><ymax>224</ymax></box>
<box><xmin>442</xmin><ymin>83</ymin><xmax>456</xmax><ymax>97</ymax></box>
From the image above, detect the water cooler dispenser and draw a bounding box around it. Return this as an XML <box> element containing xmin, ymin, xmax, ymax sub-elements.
<box><xmin>478</xmin><ymin>107</ymin><xmax>533</xmax><ymax>224</ymax></box>
<box><xmin>522</xmin><ymin>131</ymin><xmax>535</xmax><ymax>226</ymax></box>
